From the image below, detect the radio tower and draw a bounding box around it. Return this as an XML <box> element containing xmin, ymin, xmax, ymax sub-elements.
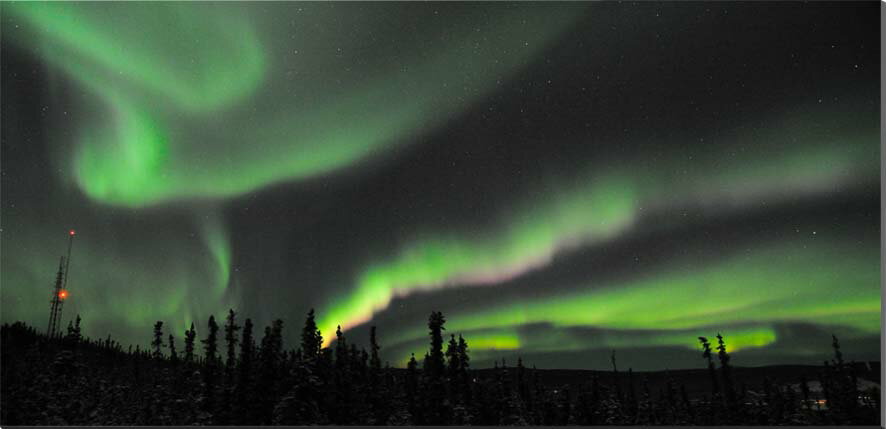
<box><xmin>46</xmin><ymin>229</ymin><xmax>75</xmax><ymax>337</ymax></box>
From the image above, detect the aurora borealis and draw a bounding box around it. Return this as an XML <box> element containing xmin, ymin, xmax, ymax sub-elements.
<box><xmin>1</xmin><ymin>2</ymin><xmax>880</xmax><ymax>370</ymax></box>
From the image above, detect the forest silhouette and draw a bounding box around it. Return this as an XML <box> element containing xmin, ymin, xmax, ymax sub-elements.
<box><xmin>0</xmin><ymin>309</ymin><xmax>880</xmax><ymax>425</ymax></box>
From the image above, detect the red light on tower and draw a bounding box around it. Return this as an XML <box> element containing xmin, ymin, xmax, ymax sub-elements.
<box><xmin>69</xmin><ymin>229</ymin><xmax>76</xmax><ymax>236</ymax></box>
<box><xmin>58</xmin><ymin>289</ymin><xmax>69</xmax><ymax>300</ymax></box>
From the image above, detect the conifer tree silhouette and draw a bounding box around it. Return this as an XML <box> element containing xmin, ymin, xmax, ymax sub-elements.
<box><xmin>421</xmin><ymin>311</ymin><xmax>449</xmax><ymax>424</ymax></box>
<box><xmin>446</xmin><ymin>334</ymin><xmax>459</xmax><ymax>375</ymax></box>
<box><xmin>168</xmin><ymin>334</ymin><xmax>178</xmax><ymax>364</ymax></box>
<box><xmin>426</xmin><ymin>311</ymin><xmax>446</xmax><ymax>378</ymax></box>
<box><xmin>406</xmin><ymin>353</ymin><xmax>419</xmax><ymax>421</ymax></box>
<box><xmin>184</xmin><ymin>322</ymin><xmax>197</xmax><ymax>364</ymax></box>
<box><xmin>369</xmin><ymin>326</ymin><xmax>381</xmax><ymax>371</ymax></box>
<box><xmin>235</xmin><ymin>318</ymin><xmax>256</xmax><ymax>420</ymax></box>
<box><xmin>456</xmin><ymin>335</ymin><xmax>472</xmax><ymax>404</ymax></box>
<box><xmin>331</xmin><ymin>325</ymin><xmax>354</xmax><ymax>424</ymax></box>
<box><xmin>199</xmin><ymin>315</ymin><xmax>221</xmax><ymax>422</ymax></box>
<box><xmin>698</xmin><ymin>337</ymin><xmax>720</xmax><ymax>398</ymax></box>
<box><xmin>300</xmin><ymin>309</ymin><xmax>322</xmax><ymax>363</ymax></box>
<box><xmin>69</xmin><ymin>314</ymin><xmax>82</xmax><ymax>343</ymax></box>
<box><xmin>202</xmin><ymin>316</ymin><xmax>219</xmax><ymax>366</ymax></box>
<box><xmin>256</xmin><ymin>319</ymin><xmax>284</xmax><ymax>424</ymax></box>
<box><xmin>516</xmin><ymin>357</ymin><xmax>529</xmax><ymax>406</ymax></box>
<box><xmin>223</xmin><ymin>309</ymin><xmax>240</xmax><ymax>375</ymax></box>
<box><xmin>716</xmin><ymin>333</ymin><xmax>737</xmax><ymax>412</ymax></box>
<box><xmin>151</xmin><ymin>321</ymin><xmax>164</xmax><ymax>359</ymax></box>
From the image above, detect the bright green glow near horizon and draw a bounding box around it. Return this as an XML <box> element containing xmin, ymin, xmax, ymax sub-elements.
<box><xmin>470</xmin><ymin>334</ymin><xmax>522</xmax><ymax>351</ymax></box>
<box><xmin>384</xmin><ymin>237</ymin><xmax>879</xmax><ymax>351</ymax></box>
<box><xmin>395</xmin><ymin>332</ymin><xmax>522</xmax><ymax>367</ymax></box>
<box><xmin>391</xmin><ymin>325</ymin><xmax>778</xmax><ymax>368</ymax></box>
<box><xmin>5</xmin><ymin>2</ymin><xmax>583</xmax><ymax>207</ymax></box>
<box><xmin>652</xmin><ymin>328</ymin><xmax>778</xmax><ymax>353</ymax></box>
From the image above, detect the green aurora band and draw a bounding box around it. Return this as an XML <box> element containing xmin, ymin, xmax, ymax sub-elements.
<box><xmin>381</xmin><ymin>235</ymin><xmax>878</xmax><ymax>365</ymax></box>
<box><xmin>5</xmin><ymin>2</ymin><xmax>585</xmax><ymax>207</ymax></box>
<box><xmin>317</xmin><ymin>107</ymin><xmax>879</xmax><ymax>342</ymax></box>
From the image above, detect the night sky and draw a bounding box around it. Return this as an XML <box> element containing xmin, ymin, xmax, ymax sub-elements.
<box><xmin>1</xmin><ymin>2</ymin><xmax>880</xmax><ymax>370</ymax></box>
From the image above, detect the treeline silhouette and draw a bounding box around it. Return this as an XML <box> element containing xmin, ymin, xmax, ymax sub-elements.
<box><xmin>1</xmin><ymin>310</ymin><xmax>880</xmax><ymax>425</ymax></box>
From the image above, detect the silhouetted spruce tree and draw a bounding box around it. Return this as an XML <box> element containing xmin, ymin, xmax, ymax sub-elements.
<box><xmin>273</xmin><ymin>355</ymin><xmax>324</xmax><ymax>425</ymax></box>
<box><xmin>184</xmin><ymin>323</ymin><xmax>196</xmax><ymax>364</ymax></box>
<box><xmin>316</xmin><ymin>346</ymin><xmax>335</xmax><ymax>419</ymax></box>
<box><xmin>446</xmin><ymin>334</ymin><xmax>459</xmax><ymax>374</ymax></box>
<box><xmin>233</xmin><ymin>318</ymin><xmax>256</xmax><ymax>423</ymax></box>
<box><xmin>369</xmin><ymin>326</ymin><xmax>381</xmax><ymax>371</ymax></box>
<box><xmin>457</xmin><ymin>335</ymin><xmax>472</xmax><ymax>404</ymax></box>
<box><xmin>426</xmin><ymin>311</ymin><xmax>446</xmax><ymax>378</ymax></box>
<box><xmin>420</xmin><ymin>311</ymin><xmax>449</xmax><ymax>424</ymax></box>
<box><xmin>214</xmin><ymin>310</ymin><xmax>239</xmax><ymax>425</ymax></box>
<box><xmin>828</xmin><ymin>334</ymin><xmax>857</xmax><ymax>420</ymax></box>
<box><xmin>202</xmin><ymin>315</ymin><xmax>220</xmax><ymax>365</ymax></box>
<box><xmin>223</xmin><ymin>309</ymin><xmax>240</xmax><ymax>376</ymax></box>
<box><xmin>716</xmin><ymin>333</ymin><xmax>737</xmax><ymax>413</ymax></box>
<box><xmin>334</xmin><ymin>326</ymin><xmax>348</xmax><ymax>367</ymax></box>
<box><xmin>517</xmin><ymin>357</ymin><xmax>530</xmax><ymax>407</ymax></box>
<box><xmin>832</xmin><ymin>334</ymin><xmax>844</xmax><ymax>367</ymax></box>
<box><xmin>132</xmin><ymin>344</ymin><xmax>143</xmax><ymax>386</ymax></box>
<box><xmin>445</xmin><ymin>334</ymin><xmax>460</xmax><ymax>405</ymax></box>
<box><xmin>698</xmin><ymin>336</ymin><xmax>720</xmax><ymax>398</ymax></box>
<box><xmin>151</xmin><ymin>321</ymin><xmax>164</xmax><ymax>360</ymax></box>
<box><xmin>257</xmin><ymin>319</ymin><xmax>283</xmax><ymax>424</ymax></box>
<box><xmin>406</xmin><ymin>353</ymin><xmax>419</xmax><ymax>421</ymax></box>
<box><xmin>74</xmin><ymin>314</ymin><xmax>82</xmax><ymax>339</ymax></box>
<box><xmin>457</xmin><ymin>335</ymin><xmax>470</xmax><ymax>368</ymax></box>
<box><xmin>168</xmin><ymin>334</ymin><xmax>178</xmax><ymax>364</ymax></box>
<box><xmin>331</xmin><ymin>325</ymin><xmax>353</xmax><ymax>424</ymax></box>
<box><xmin>64</xmin><ymin>314</ymin><xmax>82</xmax><ymax>344</ymax></box>
<box><xmin>365</xmin><ymin>326</ymin><xmax>389</xmax><ymax>424</ymax></box>
<box><xmin>300</xmin><ymin>309</ymin><xmax>322</xmax><ymax>364</ymax></box>
<box><xmin>199</xmin><ymin>315</ymin><xmax>220</xmax><ymax>421</ymax></box>
<box><xmin>448</xmin><ymin>334</ymin><xmax>474</xmax><ymax>422</ymax></box>
<box><xmin>350</xmin><ymin>343</ymin><xmax>371</xmax><ymax>422</ymax></box>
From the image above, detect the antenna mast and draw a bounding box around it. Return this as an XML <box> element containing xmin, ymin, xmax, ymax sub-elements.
<box><xmin>46</xmin><ymin>256</ymin><xmax>65</xmax><ymax>337</ymax></box>
<box><xmin>46</xmin><ymin>230</ymin><xmax>75</xmax><ymax>338</ymax></box>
